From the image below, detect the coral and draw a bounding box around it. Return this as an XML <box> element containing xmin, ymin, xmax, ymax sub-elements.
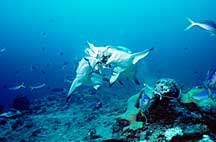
<box><xmin>180</xmin><ymin>87</ymin><xmax>216</xmax><ymax>113</ymax></box>
<box><xmin>180</xmin><ymin>87</ymin><xmax>204</xmax><ymax>103</ymax></box>
<box><xmin>117</xmin><ymin>93</ymin><xmax>143</xmax><ymax>132</ymax></box>
<box><xmin>154</xmin><ymin>78</ymin><xmax>180</xmax><ymax>99</ymax></box>
<box><xmin>198</xmin><ymin>135</ymin><xmax>214</xmax><ymax>142</ymax></box>
<box><xmin>164</xmin><ymin>127</ymin><xmax>183</xmax><ymax>141</ymax></box>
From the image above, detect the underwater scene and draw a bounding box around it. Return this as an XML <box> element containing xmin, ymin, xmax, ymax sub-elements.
<box><xmin>1</xmin><ymin>0</ymin><xmax>216</xmax><ymax>142</ymax></box>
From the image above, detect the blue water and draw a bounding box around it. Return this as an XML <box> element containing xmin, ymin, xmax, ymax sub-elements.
<box><xmin>0</xmin><ymin>0</ymin><xmax>216</xmax><ymax>109</ymax></box>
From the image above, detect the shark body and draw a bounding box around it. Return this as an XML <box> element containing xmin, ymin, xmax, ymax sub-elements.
<box><xmin>86</xmin><ymin>42</ymin><xmax>153</xmax><ymax>85</ymax></box>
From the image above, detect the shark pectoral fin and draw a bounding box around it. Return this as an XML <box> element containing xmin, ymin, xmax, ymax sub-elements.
<box><xmin>87</xmin><ymin>41</ymin><xmax>98</xmax><ymax>55</ymax></box>
<box><xmin>85</xmin><ymin>48</ymin><xmax>97</xmax><ymax>57</ymax></box>
<box><xmin>131</xmin><ymin>48</ymin><xmax>153</xmax><ymax>65</ymax></box>
<box><xmin>110</xmin><ymin>67</ymin><xmax>124</xmax><ymax>85</ymax></box>
<box><xmin>67</xmin><ymin>78</ymin><xmax>82</xmax><ymax>102</ymax></box>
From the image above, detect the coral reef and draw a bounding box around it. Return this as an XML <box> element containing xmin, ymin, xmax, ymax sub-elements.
<box><xmin>180</xmin><ymin>87</ymin><xmax>216</xmax><ymax>113</ymax></box>
<box><xmin>0</xmin><ymin>78</ymin><xmax>216</xmax><ymax>141</ymax></box>
<box><xmin>164</xmin><ymin>127</ymin><xmax>183</xmax><ymax>141</ymax></box>
<box><xmin>154</xmin><ymin>78</ymin><xmax>180</xmax><ymax>99</ymax></box>
<box><xmin>116</xmin><ymin>93</ymin><xmax>143</xmax><ymax>132</ymax></box>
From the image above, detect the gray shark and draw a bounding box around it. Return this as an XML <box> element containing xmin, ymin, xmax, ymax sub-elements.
<box><xmin>66</xmin><ymin>56</ymin><xmax>104</xmax><ymax>102</ymax></box>
<box><xmin>86</xmin><ymin>42</ymin><xmax>153</xmax><ymax>85</ymax></box>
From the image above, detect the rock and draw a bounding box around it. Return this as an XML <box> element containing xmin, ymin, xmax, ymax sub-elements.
<box><xmin>184</xmin><ymin>124</ymin><xmax>209</xmax><ymax>136</ymax></box>
<box><xmin>25</xmin><ymin>120</ymin><xmax>34</xmax><ymax>128</ymax></box>
<box><xmin>154</xmin><ymin>78</ymin><xmax>180</xmax><ymax>99</ymax></box>
<box><xmin>13</xmin><ymin>96</ymin><xmax>30</xmax><ymax>111</ymax></box>
<box><xmin>0</xmin><ymin>118</ymin><xmax>7</xmax><ymax>125</ymax></box>
<box><xmin>31</xmin><ymin>129</ymin><xmax>42</xmax><ymax>137</ymax></box>
<box><xmin>85</xmin><ymin>128</ymin><xmax>101</xmax><ymax>140</ymax></box>
<box><xmin>11</xmin><ymin>119</ymin><xmax>24</xmax><ymax>130</ymax></box>
<box><xmin>116</xmin><ymin>93</ymin><xmax>144</xmax><ymax>132</ymax></box>
<box><xmin>0</xmin><ymin>137</ymin><xmax>6</xmax><ymax>141</ymax></box>
<box><xmin>93</xmin><ymin>102</ymin><xmax>103</xmax><ymax>110</ymax></box>
<box><xmin>19</xmin><ymin>139</ymin><xmax>25</xmax><ymax>142</ymax></box>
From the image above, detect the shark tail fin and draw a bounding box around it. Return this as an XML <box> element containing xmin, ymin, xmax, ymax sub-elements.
<box><xmin>66</xmin><ymin>78</ymin><xmax>82</xmax><ymax>102</ymax></box>
<box><xmin>131</xmin><ymin>48</ymin><xmax>153</xmax><ymax>65</ymax></box>
<box><xmin>184</xmin><ymin>17</ymin><xmax>197</xmax><ymax>31</ymax></box>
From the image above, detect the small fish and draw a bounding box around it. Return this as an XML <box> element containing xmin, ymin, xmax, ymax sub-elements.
<box><xmin>139</xmin><ymin>93</ymin><xmax>150</xmax><ymax>112</ymax></box>
<box><xmin>204</xmin><ymin>69</ymin><xmax>216</xmax><ymax>89</ymax></box>
<box><xmin>42</xmin><ymin>32</ymin><xmax>47</xmax><ymax>36</ymax></box>
<box><xmin>41</xmin><ymin>70</ymin><xmax>46</xmax><ymax>74</ymax></box>
<box><xmin>0</xmin><ymin>48</ymin><xmax>6</xmax><ymax>53</ymax></box>
<box><xmin>63</xmin><ymin>61</ymin><xmax>69</xmax><ymax>65</ymax></box>
<box><xmin>59</xmin><ymin>52</ymin><xmax>64</xmax><ymax>56</ymax></box>
<box><xmin>15</xmin><ymin>70</ymin><xmax>20</xmax><ymax>74</ymax></box>
<box><xmin>9</xmin><ymin>83</ymin><xmax>25</xmax><ymax>90</ymax></box>
<box><xmin>0</xmin><ymin>110</ymin><xmax>22</xmax><ymax>118</ymax></box>
<box><xmin>185</xmin><ymin>17</ymin><xmax>216</xmax><ymax>36</ymax></box>
<box><xmin>2</xmin><ymin>84</ymin><xmax>7</xmax><ymax>89</ymax></box>
<box><xmin>31</xmin><ymin>65</ymin><xmax>37</xmax><ymax>71</ymax></box>
<box><xmin>30</xmin><ymin>83</ymin><xmax>46</xmax><ymax>91</ymax></box>
<box><xmin>41</xmin><ymin>47</ymin><xmax>46</xmax><ymax>51</ymax></box>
